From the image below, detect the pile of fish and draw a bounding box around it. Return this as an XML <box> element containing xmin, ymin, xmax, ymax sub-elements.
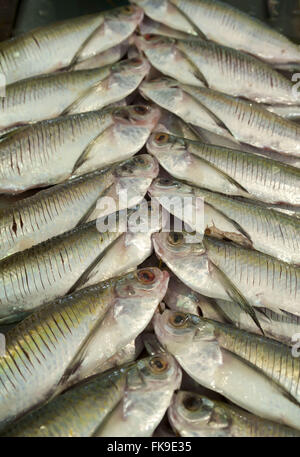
<box><xmin>1</xmin><ymin>0</ymin><xmax>300</xmax><ymax>437</ymax></box>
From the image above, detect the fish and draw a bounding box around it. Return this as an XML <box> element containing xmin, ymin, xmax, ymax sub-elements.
<box><xmin>95</xmin><ymin>352</ymin><xmax>182</xmax><ymax>437</ymax></box>
<box><xmin>0</xmin><ymin>268</ymin><xmax>167</xmax><ymax>431</ymax></box>
<box><xmin>0</xmin><ymin>154</ymin><xmax>158</xmax><ymax>260</ymax></box>
<box><xmin>265</xmin><ymin>105</ymin><xmax>300</xmax><ymax>121</ymax></box>
<box><xmin>146</xmin><ymin>133</ymin><xmax>300</xmax><ymax>206</ymax></box>
<box><xmin>153</xmin><ymin>232</ymin><xmax>300</xmax><ymax>318</ymax></box>
<box><xmin>0</xmin><ymin>105</ymin><xmax>161</xmax><ymax>194</ymax></box>
<box><xmin>154</xmin><ymin>309</ymin><xmax>300</xmax><ymax>430</ymax></box>
<box><xmin>169</xmin><ymin>391</ymin><xmax>300</xmax><ymax>437</ymax></box>
<box><xmin>136</xmin><ymin>35</ymin><xmax>299</xmax><ymax>105</ymax></box>
<box><xmin>2</xmin><ymin>365</ymin><xmax>130</xmax><ymax>437</ymax></box>
<box><xmin>169</xmin><ymin>0</ymin><xmax>300</xmax><ymax>65</ymax></box>
<box><xmin>140</xmin><ymin>78</ymin><xmax>300</xmax><ymax>157</ymax></box>
<box><xmin>191</xmin><ymin>316</ymin><xmax>300</xmax><ymax>404</ymax></box>
<box><xmin>0</xmin><ymin>214</ymin><xmax>126</xmax><ymax>323</ymax></box>
<box><xmin>149</xmin><ymin>177</ymin><xmax>300</xmax><ymax>264</ymax></box>
<box><xmin>0</xmin><ymin>57</ymin><xmax>150</xmax><ymax>133</ymax></box>
<box><xmin>0</xmin><ymin>6</ymin><xmax>143</xmax><ymax>85</ymax></box>
<box><xmin>131</xmin><ymin>0</ymin><xmax>198</xmax><ymax>35</ymax></box>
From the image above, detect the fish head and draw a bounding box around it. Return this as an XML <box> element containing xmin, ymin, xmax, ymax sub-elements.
<box><xmin>139</xmin><ymin>77</ymin><xmax>183</xmax><ymax>110</ymax></box>
<box><xmin>135</xmin><ymin>33</ymin><xmax>174</xmax><ymax>54</ymax></box>
<box><xmin>153</xmin><ymin>230</ymin><xmax>205</xmax><ymax>260</ymax></box>
<box><xmin>113</xmin><ymin>154</ymin><xmax>159</xmax><ymax>181</ymax></box>
<box><xmin>164</xmin><ymin>274</ymin><xmax>202</xmax><ymax>315</ymax></box>
<box><xmin>113</xmin><ymin>104</ymin><xmax>161</xmax><ymax>130</ymax></box>
<box><xmin>106</xmin><ymin>5</ymin><xmax>144</xmax><ymax>31</ymax></box>
<box><xmin>168</xmin><ymin>391</ymin><xmax>230</xmax><ymax>435</ymax></box>
<box><xmin>129</xmin><ymin>352</ymin><xmax>182</xmax><ymax>393</ymax></box>
<box><xmin>111</xmin><ymin>56</ymin><xmax>150</xmax><ymax>85</ymax></box>
<box><xmin>147</xmin><ymin>132</ymin><xmax>190</xmax><ymax>165</ymax></box>
<box><xmin>149</xmin><ymin>177</ymin><xmax>192</xmax><ymax>198</ymax></box>
<box><xmin>115</xmin><ymin>267</ymin><xmax>169</xmax><ymax>306</ymax></box>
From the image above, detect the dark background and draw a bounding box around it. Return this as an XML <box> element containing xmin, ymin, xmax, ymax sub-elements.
<box><xmin>0</xmin><ymin>0</ymin><xmax>300</xmax><ymax>43</ymax></box>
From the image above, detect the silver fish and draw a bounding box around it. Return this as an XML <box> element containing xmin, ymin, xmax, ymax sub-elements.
<box><xmin>170</xmin><ymin>0</ymin><xmax>300</xmax><ymax>65</ymax></box>
<box><xmin>146</xmin><ymin>132</ymin><xmax>300</xmax><ymax>206</ymax></box>
<box><xmin>71</xmin><ymin>39</ymin><xmax>129</xmax><ymax>70</ymax></box>
<box><xmin>0</xmin><ymin>268</ymin><xmax>168</xmax><ymax>431</ymax></box>
<box><xmin>0</xmin><ymin>57</ymin><xmax>150</xmax><ymax>133</ymax></box>
<box><xmin>154</xmin><ymin>310</ymin><xmax>300</xmax><ymax>430</ymax></box>
<box><xmin>136</xmin><ymin>35</ymin><xmax>299</xmax><ymax>105</ymax></box>
<box><xmin>0</xmin><ymin>105</ymin><xmax>161</xmax><ymax>194</ymax></box>
<box><xmin>150</xmin><ymin>177</ymin><xmax>300</xmax><ymax>264</ymax></box>
<box><xmin>96</xmin><ymin>352</ymin><xmax>182</xmax><ymax>437</ymax></box>
<box><xmin>0</xmin><ymin>6</ymin><xmax>143</xmax><ymax>84</ymax></box>
<box><xmin>140</xmin><ymin>78</ymin><xmax>300</xmax><ymax>157</ymax></box>
<box><xmin>153</xmin><ymin>232</ymin><xmax>300</xmax><ymax>318</ymax></box>
<box><xmin>169</xmin><ymin>391</ymin><xmax>300</xmax><ymax>437</ymax></box>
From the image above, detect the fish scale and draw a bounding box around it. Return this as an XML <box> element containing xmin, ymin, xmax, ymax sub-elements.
<box><xmin>0</xmin><ymin>218</ymin><xmax>123</xmax><ymax>323</ymax></box>
<box><xmin>207</xmin><ymin>318</ymin><xmax>300</xmax><ymax>404</ymax></box>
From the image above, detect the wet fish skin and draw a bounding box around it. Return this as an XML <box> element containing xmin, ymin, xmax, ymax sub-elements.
<box><xmin>139</xmin><ymin>16</ymin><xmax>193</xmax><ymax>39</ymax></box>
<box><xmin>150</xmin><ymin>177</ymin><xmax>300</xmax><ymax>263</ymax></box>
<box><xmin>146</xmin><ymin>132</ymin><xmax>300</xmax><ymax>206</ymax></box>
<box><xmin>0</xmin><ymin>269</ymin><xmax>165</xmax><ymax>431</ymax></box>
<box><xmin>66</xmin><ymin>57</ymin><xmax>151</xmax><ymax>115</ymax></box>
<box><xmin>0</xmin><ymin>154</ymin><xmax>158</xmax><ymax>261</ymax></box>
<box><xmin>0</xmin><ymin>57</ymin><xmax>150</xmax><ymax>133</ymax></box>
<box><xmin>188</xmin><ymin>316</ymin><xmax>300</xmax><ymax>405</ymax></box>
<box><xmin>96</xmin><ymin>352</ymin><xmax>182</xmax><ymax>437</ymax></box>
<box><xmin>0</xmin><ymin>6</ymin><xmax>143</xmax><ymax>85</ymax></box>
<box><xmin>141</xmin><ymin>78</ymin><xmax>300</xmax><ymax>157</ymax></box>
<box><xmin>0</xmin><ymin>217</ymin><xmax>124</xmax><ymax>323</ymax></box>
<box><xmin>0</xmin><ymin>104</ymin><xmax>161</xmax><ymax>194</ymax></box>
<box><xmin>131</xmin><ymin>0</ymin><xmax>198</xmax><ymax>35</ymax></box>
<box><xmin>170</xmin><ymin>0</ymin><xmax>300</xmax><ymax>65</ymax></box>
<box><xmin>135</xmin><ymin>35</ymin><xmax>205</xmax><ymax>86</ymax></box>
<box><xmin>153</xmin><ymin>231</ymin><xmax>300</xmax><ymax>317</ymax></box>
<box><xmin>169</xmin><ymin>391</ymin><xmax>300</xmax><ymax>437</ymax></box>
<box><xmin>138</xmin><ymin>35</ymin><xmax>298</xmax><ymax>105</ymax></box>
<box><xmin>154</xmin><ymin>310</ymin><xmax>300</xmax><ymax>429</ymax></box>
<box><xmin>2</xmin><ymin>365</ymin><xmax>129</xmax><ymax>437</ymax></box>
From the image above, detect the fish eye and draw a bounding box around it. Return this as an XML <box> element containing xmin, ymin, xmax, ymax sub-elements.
<box><xmin>168</xmin><ymin>232</ymin><xmax>183</xmax><ymax>245</ymax></box>
<box><xmin>115</xmin><ymin>108</ymin><xmax>130</xmax><ymax>120</ymax></box>
<box><xmin>157</xmin><ymin>178</ymin><xmax>175</xmax><ymax>187</ymax></box>
<box><xmin>183</xmin><ymin>395</ymin><xmax>202</xmax><ymax>412</ymax></box>
<box><xmin>169</xmin><ymin>312</ymin><xmax>187</xmax><ymax>328</ymax></box>
<box><xmin>154</xmin><ymin>133</ymin><xmax>169</xmax><ymax>144</ymax></box>
<box><xmin>149</xmin><ymin>356</ymin><xmax>169</xmax><ymax>373</ymax></box>
<box><xmin>134</xmin><ymin>105</ymin><xmax>149</xmax><ymax>115</ymax></box>
<box><xmin>144</xmin><ymin>34</ymin><xmax>157</xmax><ymax>41</ymax></box>
<box><xmin>122</xmin><ymin>5</ymin><xmax>134</xmax><ymax>14</ymax></box>
<box><xmin>137</xmin><ymin>269</ymin><xmax>156</xmax><ymax>284</ymax></box>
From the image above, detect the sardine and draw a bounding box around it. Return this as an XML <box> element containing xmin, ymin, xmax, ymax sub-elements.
<box><xmin>150</xmin><ymin>177</ymin><xmax>300</xmax><ymax>263</ymax></box>
<box><xmin>0</xmin><ymin>6</ymin><xmax>143</xmax><ymax>85</ymax></box>
<box><xmin>0</xmin><ymin>154</ymin><xmax>158</xmax><ymax>260</ymax></box>
<box><xmin>0</xmin><ymin>268</ymin><xmax>167</xmax><ymax>431</ymax></box>
<box><xmin>170</xmin><ymin>0</ymin><xmax>300</xmax><ymax>65</ymax></box>
<box><xmin>0</xmin><ymin>57</ymin><xmax>150</xmax><ymax>133</ymax></box>
<box><xmin>137</xmin><ymin>35</ymin><xmax>299</xmax><ymax>105</ymax></box>
<box><xmin>0</xmin><ymin>105</ymin><xmax>160</xmax><ymax>194</ymax></box>
<box><xmin>153</xmin><ymin>232</ymin><xmax>300</xmax><ymax>317</ymax></box>
<box><xmin>169</xmin><ymin>391</ymin><xmax>300</xmax><ymax>437</ymax></box>
<box><xmin>154</xmin><ymin>310</ymin><xmax>300</xmax><ymax>429</ymax></box>
<box><xmin>139</xmin><ymin>16</ymin><xmax>193</xmax><ymax>39</ymax></box>
<box><xmin>140</xmin><ymin>78</ymin><xmax>300</xmax><ymax>157</ymax></box>
<box><xmin>146</xmin><ymin>132</ymin><xmax>300</xmax><ymax>206</ymax></box>
<box><xmin>71</xmin><ymin>40</ymin><xmax>129</xmax><ymax>70</ymax></box>
<box><xmin>96</xmin><ymin>352</ymin><xmax>182</xmax><ymax>437</ymax></box>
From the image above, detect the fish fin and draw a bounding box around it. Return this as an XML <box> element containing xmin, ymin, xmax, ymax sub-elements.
<box><xmin>61</xmin><ymin>79</ymin><xmax>105</xmax><ymax>116</ymax></box>
<box><xmin>254</xmin><ymin>307</ymin><xmax>272</xmax><ymax>323</ymax></box>
<box><xmin>69</xmin><ymin>21</ymin><xmax>105</xmax><ymax>67</ymax></box>
<box><xmin>208</xmin><ymin>261</ymin><xmax>265</xmax><ymax>335</ymax></box>
<box><xmin>67</xmin><ymin>234</ymin><xmax>122</xmax><ymax>293</ymax></box>
<box><xmin>71</xmin><ymin>127</ymin><xmax>110</xmax><ymax>174</ymax></box>
<box><xmin>170</xmin><ymin>3</ymin><xmax>207</xmax><ymax>39</ymax></box>
<box><xmin>177</xmin><ymin>48</ymin><xmax>209</xmax><ymax>87</ymax></box>
<box><xmin>75</xmin><ymin>183</ymin><xmax>115</xmax><ymax>226</ymax></box>
<box><xmin>203</xmin><ymin>201</ymin><xmax>252</xmax><ymax>247</ymax></box>
<box><xmin>187</xmin><ymin>102</ymin><xmax>236</xmax><ymax>140</ymax></box>
<box><xmin>143</xmin><ymin>333</ymin><xmax>165</xmax><ymax>355</ymax></box>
